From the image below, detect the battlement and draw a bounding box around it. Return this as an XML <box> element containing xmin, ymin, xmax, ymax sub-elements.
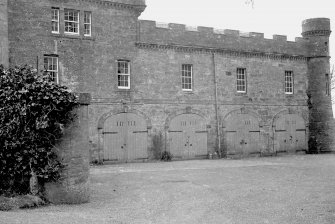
<box><xmin>138</xmin><ymin>20</ymin><xmax>309</xmax><ymax>56</ymax></box>
<box><xmin>104</xmin><ymin>0</ymin><xmax>146</xmax><ymax>6</ymax></box>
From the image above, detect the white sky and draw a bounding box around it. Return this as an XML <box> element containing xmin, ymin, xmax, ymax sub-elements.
<box><xmin>139</xmin><ymin>0</ymin><xmax>335</xmax><ymax>67</ymax></box>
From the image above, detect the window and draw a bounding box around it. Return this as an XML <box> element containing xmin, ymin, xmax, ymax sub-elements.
<box><xmin>182</xmin><ymin>64</ymin><xmax>192</xmax><ymax>91</ymax></box>
<box><xmin>326</xmin><ymin>74</ymin><xmax>330</xmax><ymax>96</ymax></box>
<box><xmin>51</xmin><ymin>8</ymin><xmax>59</xmax><ymax>33</ymax></box>
<box><xmin>84</xmin><ymin>11</ymin><xmax>92</xmax><ymax>36</ymax></box>
<box><xmin>64</xmin><ymin>9</ymin><xmax>79</xmax><ymax>34</ymax></box>
<box><xmin>285</xmin><ymin>71</ymin><xmax>294</xmax><ymax>94</ymax></box>
<box><xmin>44</xmin><ymin>56</ymin><xmax>59</xmax><ymax>83</ymax></box>
<box><xmin>236</xmin><ymin>68</ymin><xmax>246</xmax><ymax>93</ymax></box>
<box><xmin>117</xmin><ymin>60</ymin><xmax>130</xmax><ymax>89</ymax></box>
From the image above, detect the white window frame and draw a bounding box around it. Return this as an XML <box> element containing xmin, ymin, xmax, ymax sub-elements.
<box><xmin>236</xmin><ymin>68</ymin><xmax>247</xmax><ymax>93</ymax></box>
<box><xmin>44</xmin><ymin>56</ymin><xmax>59</xmax><ymax>84</ymax></box>
<box><xmin>285</xmin><ymin>71</ymin><xmax>294</xmax><ymax>94</ymax></box>
<box><xmin>117</xmin><ymin>60</ymin><xmax>130</xmax><ymax>89</ymax></box>
<box><xmin>64</xmin><ymin>9</ymin><xmax>79</xmax><ymax>35</ymax></box>
<box><xmin>84</xmin><ymin>11</ymin><xmax>92</xmax><ymax>37</ymax></box>
<box><xmin>182</xmin><ymin>64</ymin><xmax>193</xmax><ymax>91</ymax></box>
<box><xmin>51</xmin><ymin>8</ymin><xmax>59</xmax><ymax>34</ymax></box>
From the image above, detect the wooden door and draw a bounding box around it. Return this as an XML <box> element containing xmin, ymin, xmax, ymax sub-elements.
<box><xmin>169</xmin><ymin>114</ymin><xmax>207</xmax><ymax>159</ymax></box>
<box><xmin>103</xmin><ymin>113</ymin><xmax>127</xmax><ymax>161</ymax></box>
<box><xmin>274</xmin><ymin>114</ymin><xmax>306</xmax><ymax>153</ymax></box>
<box><xmin>103</xmin><ymin>113</ymin><xmax>148</xmax><ymax>162</ymax></box>
<box><xmin>225</xmin><ymin>114</ymin><xmax>260</xmax><ymax>155</ymax></box>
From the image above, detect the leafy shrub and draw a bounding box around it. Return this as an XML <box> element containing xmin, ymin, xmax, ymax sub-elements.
<box><xmin>161</xmin><ymin>151</ymin><xmax>173</xmax><ymax>162</ymax></box>
<box><xmin>0</xmin><ymin>65</ymin><xmax>78</xmax><ymax>195</ymax></box>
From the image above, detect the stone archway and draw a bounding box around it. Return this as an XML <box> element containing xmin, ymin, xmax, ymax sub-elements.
<box><xmin>223</xmin><ymin>109</ymin><xmax>261</xmax><ymax>156</ymax></box>
<box><xmin>98</xmin><ymin>109</ymin><xmax>151</xmax><ymax>163</ymax></box>
<box><xmin>272</xmin><ymin>112</ymin><xmax>307</xmax><ymax>153</ymax></box>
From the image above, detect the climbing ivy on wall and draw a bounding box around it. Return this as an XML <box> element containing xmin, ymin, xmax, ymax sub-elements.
<box><xmin>0</xmin><ymin>65</ymin><xmax>78</xmax><ymax>195</ymax></box>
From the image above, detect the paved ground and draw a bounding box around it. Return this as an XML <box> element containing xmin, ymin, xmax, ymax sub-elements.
<box><xmin>1</xmin><ymin>154</ymin><xmax>335</xmax><ymax>224</ymax></box>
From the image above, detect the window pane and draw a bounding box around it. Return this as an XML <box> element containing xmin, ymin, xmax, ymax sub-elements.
<box><xmin>44</xmin><ymin>56</ymin><xmax>58</xmax><ymax>83</ymax></box>
<box><xmin>285</xmin><ymin>71</ymin><xmax>293</xmax><ymax>94</ymax></box>
<box><xmin>182</xmin><ymin>64</ymin><xmax>192</xmax><ymax>90</ymax></box>
<box><xmin>237</xmin><ymin>68</ymin><xmax>246</xmax><ymax>92</ymax></box>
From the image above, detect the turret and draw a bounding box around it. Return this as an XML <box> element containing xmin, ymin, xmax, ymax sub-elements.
<box><xmin>0</xmin><ymin>0</ymin><xmax>8</xmax><ymax>66</ymax></box>
<box><xmin>302</xmin><ymin>18</ymin><xmax>334</xmax><ymax>152</ymax></box>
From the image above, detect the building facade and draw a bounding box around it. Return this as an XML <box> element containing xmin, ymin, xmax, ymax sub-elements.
<box><xmin>0</xmin><ymin>0</ymin><xmax>333</xmax><ymax>163</ymax></box>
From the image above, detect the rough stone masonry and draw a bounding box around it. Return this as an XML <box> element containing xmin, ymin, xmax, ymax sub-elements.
<box><xmin>0</xmin><ymin>0</ymin><xmax>334</xmax><ymax>164</ymax></box>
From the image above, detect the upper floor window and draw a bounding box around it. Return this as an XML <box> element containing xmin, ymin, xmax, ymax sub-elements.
<box><xmin>117</xmin><ymin>60</ymin><xmax>130</xmax><ymax>89</ymax></box>
<box><xmin>285</xmin><ymin>71</ymin><xmax>294</xmax><ymax>94</ymax></box>
<box><xmin>236</xmin><ymin>68</ymin><xmax>247</xmax><ymax>93</ymax></box>
<box><xmin>51</xmin><ymin>8</ymin><xmax>59</xmax><ymax>33</ymax></box>
<box><xmin>325</xmin><ymin>74</ymin><xmax>330</xmax><ymax>96</ymax></box>
<box><xmin>64</xmin><ymin>9</ymin><xmax>79</xmax><ymax>34</ymax></box>
<box><xmin>182</xmin><ymin>64</ymin><xmax>193</xmax><ymax>91</ymax></box>
<box><xmin>84</xmin><ymin>11</ymin><xmax>92</xmax><ymax>36</ymax></box>
<box><xmin>44</xmin><ymin>56</ymin><xmax>59</xmax><ymax>84</ymax></box>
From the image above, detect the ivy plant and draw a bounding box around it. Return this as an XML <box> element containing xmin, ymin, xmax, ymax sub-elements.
<box><xmin>0</xmin><ymin>65</ymin><xmax>78</xmax><ymax>195</ymax></box>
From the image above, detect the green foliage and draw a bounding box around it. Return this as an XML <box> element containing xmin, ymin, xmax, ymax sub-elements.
<box><xmin>0</xmin><ymin>65</ymin><xmax>78</xmax><ymax>195</ymax></box>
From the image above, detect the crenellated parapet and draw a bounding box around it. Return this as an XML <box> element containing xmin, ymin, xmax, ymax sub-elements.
<box><xmin>138</xmin><ymin>20</ymin><xmax>309</xmax><ymax>57</ymax></box>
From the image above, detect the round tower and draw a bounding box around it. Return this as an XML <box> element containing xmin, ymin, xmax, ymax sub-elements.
<box><xmin>302</xmin><ymin>18</ymin><xmax>334</xmax><ymax>152</ymax></box>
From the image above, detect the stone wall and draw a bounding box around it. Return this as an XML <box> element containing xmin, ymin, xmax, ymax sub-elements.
<box><xmin>44</xmin><ymin>93</ymin><xmax>91</xmax><ymax>204</ymax></box>
<box><xmin>5</xmin><ymin>0</ymin><xmax>334</xmax><ymax>162</ymax></box>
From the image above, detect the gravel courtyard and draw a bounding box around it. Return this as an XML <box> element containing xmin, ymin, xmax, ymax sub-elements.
<box><xmin>1</xmin><ymin>154</ymin><xmax>335</xmax><ymax>224</ymax></box>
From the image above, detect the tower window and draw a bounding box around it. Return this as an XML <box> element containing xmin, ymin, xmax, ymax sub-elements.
<box><xmin>285</xmin><ymin>71</ymin><xmax>293</xmax><ymax>94</ymax></box>
<box><xmin>325</xmin><ymin>74</ymin><xmax>330</xmax><ymax>96</ymax></box>
<box><xmin>236</xmin><ymin>68</ymin><xmax>247</xmax><ymax>93</ymax></box>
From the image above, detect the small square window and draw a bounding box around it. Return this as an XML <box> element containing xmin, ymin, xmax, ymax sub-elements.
<box><xmin>117</xmin><ymin>60</ymin><xmax>130</xmax><ymax>89</ymax></box>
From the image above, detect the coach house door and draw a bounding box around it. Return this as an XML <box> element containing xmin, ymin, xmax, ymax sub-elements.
<box><xmin>274</xmin><ymin>114</ymin><xmax>306</xmax><ymax>153</ymax></box>
<box><xmin>224</xmin><ymin>114</ymin><xmax>260</xmax><ymax>155</ymax></box>
<box><xmin>103</xmin><ymin>113</ymin><xmax>148</xmax><ymax>162</ymax></box>
<box><xmin>169</xmin><ymin>114</ymin><xmax>208</xmax><ymax>159</ymax></box>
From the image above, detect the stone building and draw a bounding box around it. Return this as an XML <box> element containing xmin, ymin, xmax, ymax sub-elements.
<box><xmin>0</xmin><ymin>0</ymin><xmax>333</xmax><ymax>163</ymax></box>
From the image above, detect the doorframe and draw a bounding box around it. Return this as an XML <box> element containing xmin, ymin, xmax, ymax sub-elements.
<box><xmin>165</xmin><ymin>107</ymin><xmax>210</xmax><ymax>156</ymax></box>
<box><xmin>97</xmin><ymin>108</ymin><xmax>152</xmax><ymax>163</ymax></box>
<box><xmin>222</xmin><ymin>108</ymin><xmax>261</xmax><ymax>156</ymax></box>
<box><xmin>271</xmin><ymin>109</ymin><xmax>308</xmax><ymax>153</ymax></box>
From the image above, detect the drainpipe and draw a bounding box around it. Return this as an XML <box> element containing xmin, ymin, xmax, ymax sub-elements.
<box><xmin>212</xmin><ymin>52</ymin><xmax>221</xmax><ymax>158</ymax></box>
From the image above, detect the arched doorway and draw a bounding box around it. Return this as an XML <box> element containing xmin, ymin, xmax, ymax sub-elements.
<box><xmin>103</xmin><ymin>113</ymin><xmax>148</xmax><ymax>162</ymax></box>
<box><xmin>273</xmin><ymin>114</ymin><xmax>306</xmax><ymax>153</ymax></box>
<box><xmin>224</xmin><ymin>112</ymin><xmax>260</xmax><ymax>155</ymax></box>
<box><xmin>168</xmin><ymin>113</ymin><xmax>208</xmax><ymax>159</ymax></box>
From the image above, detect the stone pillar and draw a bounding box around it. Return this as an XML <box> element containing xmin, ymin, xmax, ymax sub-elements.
<box><xmin>302</xmin><ymin>18</ymin><xmax>335</xmax><ymax>152</ymax></box>
<box><xmin>44</xmin><ymin>93</ymin><xmax>91</xmax><ymax>204</ymax></box>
